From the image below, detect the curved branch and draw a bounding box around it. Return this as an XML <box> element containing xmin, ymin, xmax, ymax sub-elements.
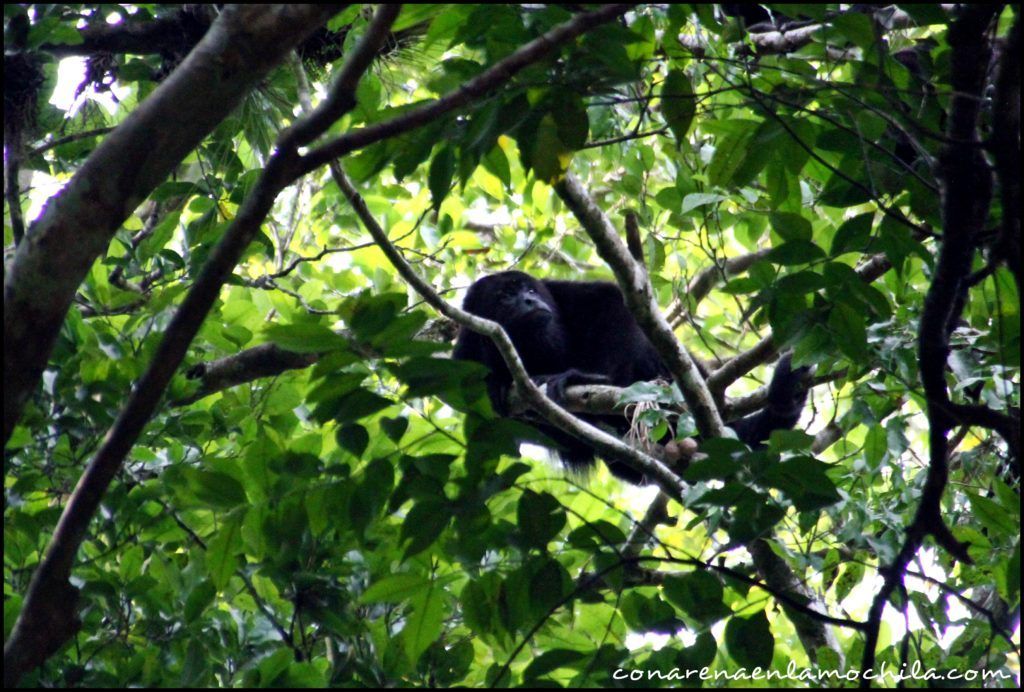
<box><xmin>707</xmin><ymin>334</ymin><xmax>776</xmax><ymax>397</ymax></box>
<box><xmin>332</xmin><ymin>163</ymin><xmax>686</xmax><ymax>497</ymax></box>
<box><xmin>4</xmin><ymin>4</ymin><xmax>345</xmax><ymax>446</ymax></box>
<box><xmin>298</xmin><ymin>5</ymin><xmax>633</xmax><ymax>176</ymax></box>
<box><xmin>1</xmin><ymin>7</ymin><xmax>392</xmax><ymax>684</ymax></box>
<box><xmin>678</xmin><ymin>6</ymin><xmax>923</xmax><ymax>57</ymax></box>
<box><xmin>555</xmin><ymin>173</ymin><xmax>726</xmax><ymax>439</ymax></box>
<box><xmin>666</xmin><ymin>249</ymin><xmax>772</xmax><ymax>328</ymax></box>
<box><xmin>990</xmin><ymin>15</ymin><xmax>1021</xmax><ymax>292</ymax></box>
<box><xmin>39</xmin><ymin>7</ymin><xmax>215</xmax><ymax>58</ymax></box>
<box><xmin>175</xmin><ymin>344</ymin><xmax>320</xmax><ymax>406</ymax></box>
<box><xmin>859</xmin><ymin>6</ymin><xmax>1000</xmax><ymax>684</ymax></box>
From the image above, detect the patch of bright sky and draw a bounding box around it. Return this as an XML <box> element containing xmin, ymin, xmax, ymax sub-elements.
<box><xmin>26</xmin><ymin>54</ymin><xmax>127</xmax><ymax>222</ymax></box>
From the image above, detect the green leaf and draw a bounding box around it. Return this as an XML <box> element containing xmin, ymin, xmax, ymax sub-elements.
<box><xmin>708</xmin><ymin>120</ymin><xmax>758</xmax><ymax>188</ymax></box>
<box><xmin>819</xmin><ymin>163</ymin><xmax>873</xmax><ymax>207</ymax></box>
<box><xmin>677</xmin><ymin>630</ymin><xmax>717</xmax><ymax>671</ymax></box>
<box><xmin>393</xmin><ymin>127</ymin><xmax>440</xmax><ymax>181</ymax></box>
<box><xmin>391</xmin><ymin>357</ymin><xmax>483</xmax><ymax>396</ymax></box>
<box><xmin>482</xmin><ymin>145</ymin><xmax>512</xmax><ymax>188</ymax></box>
<box><xmin>207</xmin><ymin>510</ymin><xmax>244</xmax><ymax>590</ymax></box>
<box><xmin>517</xmin><ymin>490</ymin><xmax>566</xmax><ymax>548</ymax></box>
<box><xmin>380</xmin><ymin>416</ymin><xmax>409</xmax><ymax>442</ymax></box>
<box><xmin>680</xmin><ymin>192</ymin><xmax>728</xmax><ymax>214</ymax></box>
<box><xmin>725</xmin><ymin>610</ymin><xmax>774</xmax><ymax>669</ymax></box>
<box><xmin>731</xmin><ymin>120</ymin><xmax>785</xmax><ymax>187</ymax></box>
<box><xmin>829</xmin><ymin>303</ymin><xmax>869</xmax><ymax>363</ymax></box>
<box><xmin>835</xmin><ymin>561</ymin><xmax>865</xmax><ymax>603</ymax></box>
<box><xmin>360</xmin><ymin>574</ymin><xmax>430</xmax><ymax>604</ymax></box>
<box><xmin>531</xmin><ymin>114</ymin><xmax>572</xmax><ymax>183</ymax></box>
<box><xmin>138</xmin><ymin>209</ymin><xmax>182</xmax><ymax>261</ymax></box>
<box><xmin>661</xmin><ymin>68</ymin><xmax>696</xmax><ymax>146</ymax></box>
<box><xmin>393</xmin><ymin>4</ymin><xmax>442</xmax><ymax>32</ymax></box>
<box><xmin>429</xmin><ymin>146</ymin><xmax>456</xmax><ymax>211</ymax></box>
<box><xmin>465</xmin><ymin>418</ymin><xmax>545</xmax><ymax>468</ymax></box>
<box><xmin>264</xmin><ymin>324</ymin><xmax>348</xmax><ymax>353</ymax></box>
<box><xmin>767</xmin><ymin>240</ymin><xmax>826</xmax><ymax>266</ymax></box>
<box><xmin>523</xmin><ymin>649</ymin><xmax>586</xmax><ymax>682</ymax></box>
<box><xmin>1004</xmin><ymin>543</ymin><xmax>1020</xmax><ymax>603</ymax></box>
<box><xmin>830</xmin><ymin>212</ymin><xmax>874</xmax><ymax>256</ymax></box>
<box><xmin>663</xmin><ymin>571</ymin><xmax>732</xmax><ymax>625</ymax></box>
<box><xmin>728</xmin><ymin>495</ymin><xmax>786</xmax><ymax>543</ymax></box>
<box><xmin>401</xmin><ymin>498</ymin><xmax>452</xmax><ymax>558</ymax></box>
<box><xmin>330</xmin><ymin>388</ymin><xmax>394</xmax><ymax>424</ymax></box>
<box><xmin>528</xmin><ymin>557</ymin><xmax>572</xmax><ymax>617</ymax></box>
<box><xmin>184</xmin><ymin>580</ymin><xmax>216</xmax><ymax>624</ymax></box>
<box><xmin>769</xmin><ymin>212</ymin><xmax>812</xmax><ymax>242</ymax></box>
<box><xmin>403</xmin><ymin>584</ymin><xmax>445</xmax><ymax>664</ymax></box>
<box><xmin>682</xmin><ymin>454</ymin><xmax>740</xmax><ymax>482</ymax></box>
<box><xmin>551</xmin><ymin>94</ymin><xmax>589</xmax><ymax>151</ymax></box>
<box><xmin>761</xmin><ymin>456</ymin><xmax>841</xmax><ymax>512</ymax></box>
<box><xmin>460</xmin><ymin>574</ymin><xmax>501</xmax><ymax>636</ymax></box>
<box><xmin>335</xmin><ymin>423</ymin><xmax>370</xmax><ymax>458</ymax></box>
<box><xmin>966</xmin><ymin>492</ymin><xmax>1018</xmax><ymax>535</ymax></box>
<box><xmin>775</xmin><ymin>271</ymin><xmax>825</xmax><ymax>296</ymax></box>
<box><xmin>566</xmin><ymin>521</ymin><xmax>628</xmax><ymax>549</ymax></box>
<box><xmin>620</xmin><ymin>592</ymin><xmax>679</xmax><ymax>634</ymax></box>
<box><xmin>191</xmin><ymin>469</ymin><xmax>247</xmax><ymax>509</ymax></box>
<box><xmin>831</xmin><ymin>12</ymin><xmax>876</xmax><ymax>51</ymax></box>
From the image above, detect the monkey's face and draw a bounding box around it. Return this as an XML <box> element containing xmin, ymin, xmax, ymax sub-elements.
<box><xmin>505</xmin><ymin>283</ymin><xmax>554</xmax><ymax>324</ymax></box>
<box><xmin>465</xmin><ymin>272</ymin><xmax>557</xmax><ymax>327</ymax></box>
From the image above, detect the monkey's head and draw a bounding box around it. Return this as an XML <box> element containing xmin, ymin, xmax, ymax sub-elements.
<box><xmin>463</xmin><ymin>271</ymin><xmax>558</xmax><ymax>328</ymax></box>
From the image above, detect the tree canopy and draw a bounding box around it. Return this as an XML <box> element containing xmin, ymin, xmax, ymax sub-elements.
<box><xmin>3</xmin><ymin>4</ymin><xmax>1020</xmax><ymax>688</ymax></box>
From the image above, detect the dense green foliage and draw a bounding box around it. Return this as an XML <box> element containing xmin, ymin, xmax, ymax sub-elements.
<box><xmin>4</xmin><ymin>4</ymin><xmax>1019</xmax><ymax>688</ymax></box>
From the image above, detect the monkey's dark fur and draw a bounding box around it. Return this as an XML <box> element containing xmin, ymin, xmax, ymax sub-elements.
<box><xmin>453</xmin><ymin>271</ymin><xmax>809</xmax><ymax>484</ymax></box>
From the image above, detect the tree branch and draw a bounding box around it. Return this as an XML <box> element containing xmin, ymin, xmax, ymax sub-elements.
<box><xmin>332</xmin><ymin>162</ymin><xmax>686</xmax><ymax>497</ymax></box>
<box><xmin>39</xmin><ymin>6</ymin><xmax>216</xmax><ymax>58</ymax></box>
<box><xmin>678</xmin><ymin>6</ymin><xmax>922</xmax><ymax>57</ymax></box>
<box><xmin>858</xmin><ymin>7</ymin><xmax>1000</xmax><ymax>684</ymax></box>
<box><xmin>990</xmin><ymin>16</ymin><xmax>1021</xmax><ymax>292</ymax></box>
<box><xmin>555</xmin><ymin>173</ymin><xmax>726</xmax><ymax>439</ymax></box>
<box><xmin>748</xmin><ymin>539</ymin><xmax>845</xmax><ymax>665</ymax></box>
<box><xmin>175</xmin><ymin>344</ymin><xmax>320</xmax><ymax>406</ymax></box>
<box><xmin>707</xmin><ymin>334</ymin><xmax>777</xmax><ymax>397</ymax></box>
<box><xmin>1</xmin><ymin>7</ymin><xmax>392</xmax><ymax>684</ymax></box>
<box><xmin>27</xmin><ymin>127</ymin><xmax>116</xmax><ymax>158</ymax></box>
<box><xmin>297</xmin><ymin>5</ymin><xmax>633</xmax><ymax>176</ymax></box>
<box><xmin>665</xmin><ymin>249</ymin><xmax>772</xmax><ymax>328</ymax></box>
<box><xmin>4</xmin><ymin>4</ymin><xmax>345</xmax><ymax>446</ymax></box>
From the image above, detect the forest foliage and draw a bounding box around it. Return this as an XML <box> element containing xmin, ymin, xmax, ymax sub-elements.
<box><xmin>3</xmin><ymin>4</ymin><xmax>1020</xmax><ymax>688</ymax></box>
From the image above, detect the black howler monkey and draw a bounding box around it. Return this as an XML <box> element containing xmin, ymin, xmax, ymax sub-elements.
<box><xmin>452</xmin><ymin>270</ymin><xmax>809</xmax><ymax>484</ymax></box>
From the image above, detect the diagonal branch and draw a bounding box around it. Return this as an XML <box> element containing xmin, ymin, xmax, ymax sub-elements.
<box><xmin>331</xmin><ymin>162</ymin><xmax>686</xmax><ymax>497</ymax></box>
<box><xmin>665</xmin><ymin>248</ymin><xmax>772</xmax><ymax>328</ymax></box>
<box><xmin>297</xmin><ymin>5</ymin><xmax>633</xmax><ymax>176</ymax></box>
<box><xmin>175</xmin><ymin>344</ymin><xmax>320</xmax><ymax>406</ymax></box>
<box><xmin>1</xmin><ymin>7</ymin><xmax>396</xmax><ymax>685</ymax></box>
<box><xmin>555</xmin><ymin>172</ymin><xmax>726</xmax><ymax>439</ymax></box>
<box><xmin>678</xmin><ymin>6</ymin><xmax>923</xmax><ymax>57</ymax></box>
<box><xmin>554</xmin><ymin>165</ymin><xmax>846</xmax><ymax>665</ymax></box>
<box><xmin>858</xmin><ymin>6</ymin><xmax>1001</xmax><ymax>684</ymax></box>
<box><xmin>3</xmin><ymin>4</ymin><xmax>345</xmax><ymax>446</ymax></box>
<box><xmin>990</xmin><ymin>16</ymin><xmax>1021</xmax><ymax>292</ymax></box>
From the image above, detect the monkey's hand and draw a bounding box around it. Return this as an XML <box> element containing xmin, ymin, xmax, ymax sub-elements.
<box><xmin>534</xmin><ymin>369</ymin><xmax>611</xmax><ymax>404</ymax></box>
